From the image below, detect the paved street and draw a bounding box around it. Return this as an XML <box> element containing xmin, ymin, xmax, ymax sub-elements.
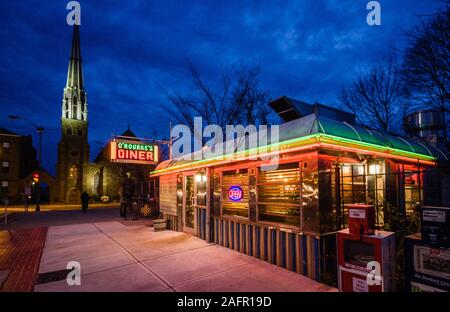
<box><xmin>0</xmin><ymin>207</ymin><xmax>124</xmax><ymax>231</ymax></box>
<box><xmin>34</xmin><ymin>221</ymin><xmax>335</xmax><ymax>292</ymax></box>
<box><xmin>1</xmin><ymin>203</ymin><xmax>120</xmax><ymax>214</ymax></box>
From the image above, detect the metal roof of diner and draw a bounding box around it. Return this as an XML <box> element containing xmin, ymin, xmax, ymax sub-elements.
<box><xmin>282</xmin><ymin>114</ymin><xmax>448</xmax><ymax>160</ymax></box>
<box><xmin>153</xmin><ymin>113</ymin><xmax>448</xmax><ymax>175</ymax></box>
<box><xmin>269</xmin><ymin>96</ymin><xmax>356</xmax><ymax>123</ymax></box>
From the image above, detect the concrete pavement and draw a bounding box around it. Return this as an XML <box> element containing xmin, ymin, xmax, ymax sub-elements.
<box><xmin>35</xmin><ymin>221</ymin><xmax>336</xmax><ymax>292</ymax></box>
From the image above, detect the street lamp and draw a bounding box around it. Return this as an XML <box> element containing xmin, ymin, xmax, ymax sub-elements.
<box><xmin>8</xmin><ymin>115</ymin><xmax>44</xmax><ymax>212</ymax></box>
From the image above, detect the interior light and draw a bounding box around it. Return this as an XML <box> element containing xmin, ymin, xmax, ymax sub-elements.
<box><xmin>358</xmin><ymin>166</ymin><xmax>364</xmax><ymax>175</ymax></box>
<box><xmin>369</xmin><ymin>164</ymin><xmax>381</xmax><ymax>175</ymax></box>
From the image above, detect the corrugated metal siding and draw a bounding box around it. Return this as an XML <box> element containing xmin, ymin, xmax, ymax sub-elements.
<box><xmin>210</xmin><ymin>217</ymin><xmax>322</xmax><ymax>282</ymax></box>
<box><xmin>159</xmin><ymin>174</ymin><xmax>177</xmax><ymax>215</ymax></box>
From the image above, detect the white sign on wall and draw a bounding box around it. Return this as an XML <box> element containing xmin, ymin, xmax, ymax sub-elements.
<box><xmin>349</xmin><ymin>209</ymin><xmax>366</xmax><ymax>219</ymax></box>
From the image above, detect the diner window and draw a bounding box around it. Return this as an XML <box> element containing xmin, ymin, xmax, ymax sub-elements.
<box><xmin>404</xmin><ymin>168</ymin><xmax>423</xmax><ymax>217</ymax></box>
<box><xmin>366</xmin><ymin>161</ymin><xmax>386</xmax><ymax>225</ymax></box>
<box><xmin>2</xmin><ymin>142</ymin><xmax>10</xmax><ymax>149</ymax></box>
<box><xmin>196</xmin><ymin>172</ymin><xmax>207</xmax><ymax>207</ymax></box>
<box><xmin>340</xmin><ymin>164</ymin><xmax>366</xmax><ymax>224</ymax></box>
<box><xmin>257</xmin><ymin>163</ymin><xmax>301</xmax><ymax>227</ymax></box>
<box><xmin>221</xmin><ymin>169</ymin><xmax>249</xmax><ymax>218</ymax></box>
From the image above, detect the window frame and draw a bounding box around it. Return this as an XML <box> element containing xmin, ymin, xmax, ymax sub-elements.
<box><xmin>256</xmin><ymin>161</ymin><xmax>302</xmax><ymax>229</ymax></box>
<box><xmin>219</xmin><ymin>166</ymin><xmax>250</xmax><ymax>220</ymax></box>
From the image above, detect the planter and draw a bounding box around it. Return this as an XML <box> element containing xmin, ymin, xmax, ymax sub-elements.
<box><xmin>154</xmin><ymin>218</ymin><xmax>167</xmax><ymax>231</ymax></box>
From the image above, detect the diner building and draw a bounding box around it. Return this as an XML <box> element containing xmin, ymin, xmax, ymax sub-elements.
<box><xmin>150</xmin><ymin>96</ymin><xmax>449</xmax><ymax>284</ymax></box>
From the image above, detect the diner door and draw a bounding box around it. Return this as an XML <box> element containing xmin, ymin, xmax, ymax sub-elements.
<box><xmin>183</xmin><ymin>175</ymin><xmax>195</xmax><ymax>233</ymax></box>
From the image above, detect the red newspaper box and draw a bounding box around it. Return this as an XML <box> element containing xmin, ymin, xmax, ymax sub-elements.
<box><xmin>337</xmin><ymin>204</ymin><xmax>395</xmax><ymax>292</ymax></box>
<box><xmin>337</xmin><ymin>229</ymin><xmax>396</xmax><ymax>292</ymax></box>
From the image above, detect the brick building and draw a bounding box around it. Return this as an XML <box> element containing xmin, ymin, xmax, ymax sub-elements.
<box><xmin>0</xmin><ymin>127</ymin><xmax>39</xmax><ymax>203</ymax></box>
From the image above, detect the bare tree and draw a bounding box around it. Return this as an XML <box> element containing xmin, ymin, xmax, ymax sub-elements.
<box><xmin>339</xmin><ymin>51</ymin><xmax>409</xmax><ymax>133</ymax></box>
<box><xmin>161</xmin><ymin>61</ymin><xmax>271</xmax><ymax>133</ymax></box>
<box><xmin>402</xmin><ymin>6</ymin><xmax>449</xmax><ymax>142</ymax></box>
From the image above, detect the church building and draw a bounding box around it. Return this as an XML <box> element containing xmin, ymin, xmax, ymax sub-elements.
<box><xmin>56</xmin><ymin>26</ymin><xmax>160</xmax><ymax>203</ymax></box>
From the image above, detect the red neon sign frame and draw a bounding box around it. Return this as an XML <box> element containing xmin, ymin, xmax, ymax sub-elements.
<box><xmin>110</xmin><ymin>140</ymin><xmax>158</xmax><ymax>164</ymax></box>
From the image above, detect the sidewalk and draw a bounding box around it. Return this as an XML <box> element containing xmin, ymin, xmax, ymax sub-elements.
<box><xmin>35</xmin><ymin>222</ymin><xmax>336</xmax><ymax>292</ymax></box>
<box><xmin>0</xmin><ymin>209</ymin><xmax>336</xmax><ymax>292</ymax></box>
<box><xmin>0</xmin><ymin>227</ymin><xmax>48</xmax><ymax>291</ymax></box>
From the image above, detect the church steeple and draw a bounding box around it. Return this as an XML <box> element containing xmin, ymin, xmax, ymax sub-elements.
<box><xmin>62</xmin><ymin>25</ymin><xmax>87</xmax><ymax>121</ymax></box>
<box><xmin>57</xmin><ymin>25</ymin><xmax>90</xmax><ymax>203</ymax></box>
<box><xmin>66</xmin><ymin>25</ymin><xmax>84</xmax><ymax>89</ymax></box>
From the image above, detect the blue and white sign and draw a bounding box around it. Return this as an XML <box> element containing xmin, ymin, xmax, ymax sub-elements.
<box><xmin>228</xmin><ymin>186</ymin><xmax>243</xmax><ymax>202</ymax></box>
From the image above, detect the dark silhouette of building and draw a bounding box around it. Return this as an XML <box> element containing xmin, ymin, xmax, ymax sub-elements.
<box><xmin>0</xmin><ymin>127</ymin><xmax>40</xmax><ymax>203</ymax></box>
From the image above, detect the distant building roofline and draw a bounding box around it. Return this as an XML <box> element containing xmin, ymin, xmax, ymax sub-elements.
<box><xmin>0</xmin><ymin>126</ymin><xmax>20</xmax><ymax>137</ymax></box>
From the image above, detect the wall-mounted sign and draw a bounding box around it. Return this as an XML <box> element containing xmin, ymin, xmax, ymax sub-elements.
<box><xmin>110</xmin><ymin>140</ymin><xmax>158</xmax><ymax>164</ymax></box>
<box><xmin>228</xmin><ymin>185</ymin><xmax>243</xmax><ymax>202</ymax></box>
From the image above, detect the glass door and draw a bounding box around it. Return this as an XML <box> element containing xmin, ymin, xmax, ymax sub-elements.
<box><xmin>183</xmin><ymin>175</ymin><xmax>195</xmax><ymax>233</ymax></box>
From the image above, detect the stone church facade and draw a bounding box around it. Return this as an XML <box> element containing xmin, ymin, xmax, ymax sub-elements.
<box><xmin>82</xmin><ymin>128</ymin><xmax>157</xmax><ymax>203</ymax></box>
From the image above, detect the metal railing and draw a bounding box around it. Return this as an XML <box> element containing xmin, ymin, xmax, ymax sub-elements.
<box><xmin>121</xmin><ymin>196</ymin><xmax>158</xmax><ymax>220</ymax></box>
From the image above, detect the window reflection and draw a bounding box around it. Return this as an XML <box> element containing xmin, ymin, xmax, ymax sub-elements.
<box><xmin>258</xmin><ymin>163</ymin><xmax>301</xmax><ymax>227</ymax></box>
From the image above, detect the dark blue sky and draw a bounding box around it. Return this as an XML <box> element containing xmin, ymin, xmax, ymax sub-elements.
<box><xmin>0</xmin><ymin>0</ymin><xmax>443</xmax><ymax>175</ymax></box>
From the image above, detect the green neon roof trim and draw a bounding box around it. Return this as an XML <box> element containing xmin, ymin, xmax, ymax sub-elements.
<box><xmin>320</xmin><ymin>134</ymin><xmax>435</xmax><ymax>160</ymax></box>
<box><xmin>152</xmin><ymin>114</ymin><xmax>446</xmax><ymax>174</ymax></box>
<box><xmin>152</xmin><ymin>134</ymin><xmax>435</xmax><ymax>175</ymax></box>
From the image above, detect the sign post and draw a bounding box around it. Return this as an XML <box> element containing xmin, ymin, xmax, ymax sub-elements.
<box><xmin>24</xmin><ymin>185</ymin><xmax>32</xmax><ymax>212</ymax></box>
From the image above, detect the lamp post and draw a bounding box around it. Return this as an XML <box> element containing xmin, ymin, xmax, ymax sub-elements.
<box><xmin>8</xmin><ymin>115</ymin><xmax>44</xmax><ymax>212</ymax></box>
